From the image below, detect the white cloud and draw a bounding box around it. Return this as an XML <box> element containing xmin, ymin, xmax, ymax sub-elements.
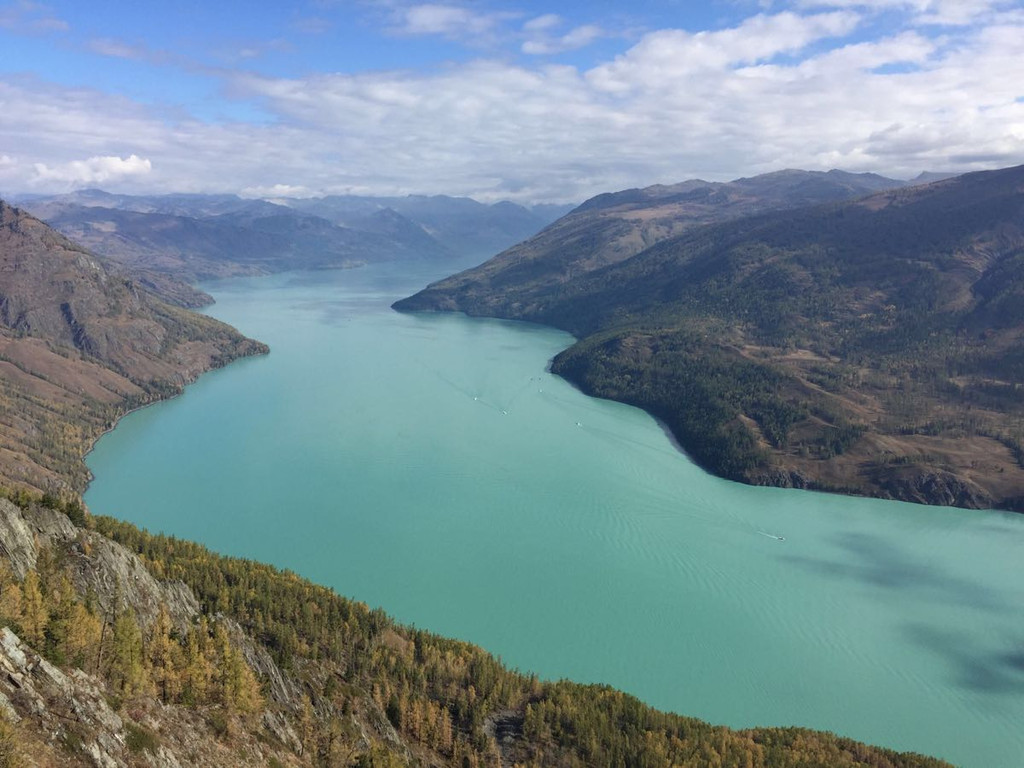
<box><xmin>390</xmin><ymin>3</ymin><xmax>515</xmax><ymax>41</ymax></box>
<box><xmin>1</xmin><ymin>9</ymin><xmax>1023</xmax><ymax>202</ymax></box>
<box><xmin>523</xmin><ymin>13</ymin><xmax>561</xmax><ymax>33</ymax></box>
<box><xmin>31</xmin><ymin>155</ymin><xmax>152</xmax><ymax>187</ymax></box>
<box><xmin>588</xmin><ymin>11</ymin><xmax>860</xmax><ymax>93</ymax></box>
<box><xmin>0</xmin><ymin>0</ymin><xmax>66</xmax><ymax>33</ymax></box>
<box><xmin>87</xmin><ymin>37</ymin><xmax>148</xmax><ymax>60</ymax></box>
<box><xmin>795</xmin><ymin>0</ymin><xmax>1010</xmax><ymax>25</ymax></box>
<box><xmin>240</xmin><ymin>183</ymin><xmax>315</xmax><ymax>199</ymax></box>
<box><xmin>522</xmin><ymin>23</ymin><xmax>604</xmax><ymax>56</ymax></box>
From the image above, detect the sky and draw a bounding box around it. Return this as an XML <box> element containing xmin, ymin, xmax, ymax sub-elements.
<box><xmin>1</xmin><ymin>0</ymin><xmax>1023</xmax><ymax>203</ymax></box>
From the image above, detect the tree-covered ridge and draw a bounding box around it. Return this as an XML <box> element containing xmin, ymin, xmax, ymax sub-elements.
<box><xmin>91</xmin><ymin>511</ymin><xmax>950</xmax><ymax>768</ymax></box>
<box><xmin>398</xmin><ymin>164</ymin><xmax>1024</xmax><ymax>510</ymax></box>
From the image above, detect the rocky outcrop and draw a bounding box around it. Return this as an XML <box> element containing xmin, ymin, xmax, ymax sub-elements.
<box><xmin>0</xmin><ymin>499</ymin><xmax>38</xmax><ymax>579</ymax></box>
<box><xmin>877</xmin><ymin>468</ymin><xmax>995</xmax><ymax>509</ymax></box>
<box><xmin>1</xmin><ymin>625</ymin><xmax>128</xmax><ymax>766</ymax></box>
<box><xmin>0</xmin><ymin>499</ymin><xmax>199</xmax><ymax>631</ymax></box>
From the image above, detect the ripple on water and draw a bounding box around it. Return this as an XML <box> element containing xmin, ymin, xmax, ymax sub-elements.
<box><xmin>84</xmin><ymin>267</ymin><xmax>1024</xmax><ymax>768</ymax></box>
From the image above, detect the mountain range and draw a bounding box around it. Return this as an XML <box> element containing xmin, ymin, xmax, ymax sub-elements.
<box><xmin>397</xmin><ymin>165</ymin><xmax>1024</xmax><ymax>511</ymax></box>
<box><xmin>17</xmin><ymin>190</ymin><xmax>569</xmax><ymax>307</ymax></box>
<box><xmin>0</xmin><ymin>194</ymin><xmax>953</xmax><ymax>765</ymax></box>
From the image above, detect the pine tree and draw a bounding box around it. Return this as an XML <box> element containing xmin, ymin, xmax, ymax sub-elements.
<box><xmin>63</xmin><ymin>602</ymin><xmax>102</xmax><ymax>671</ymax></box>
<box><xmin>182</xmin><ymin>619</ymin><xmax>215</xmax><ymax>706</ymax></box>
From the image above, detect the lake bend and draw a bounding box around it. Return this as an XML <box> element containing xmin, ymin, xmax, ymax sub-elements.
<box><xmin>84</xmin><ymin>262</ymin><xmax>1024</xmax><ymax>768</ymax></box>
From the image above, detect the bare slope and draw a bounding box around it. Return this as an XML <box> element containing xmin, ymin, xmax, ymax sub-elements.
<box><xmin>0</xmin><ymin>200</ymin><xmax>266</xmax><ymax>493</ymax></box>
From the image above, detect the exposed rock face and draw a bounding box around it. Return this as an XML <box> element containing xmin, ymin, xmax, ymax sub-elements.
<box><xmin>0</xmin><ymin>499</ymin><xmax>38</xmax><ymax>579</ymax></box>
<box><xmin>0</xmin><ymin>499</ymin><xmax>199</xmax><ymax>631</ymax></box>
<box><xmin>0</xmin><ymin>501</ymin><xmax>310</xmax><ymax>766</ymax></box>
<box><xmin>1</xmin><ymin>625</ymin><xmax>128</xmax><ymax>766</ymax></box>
<box><xmin>876</xmin><ymin>468</ymin><xmax>995</xmax><ymax>509</ymax></box>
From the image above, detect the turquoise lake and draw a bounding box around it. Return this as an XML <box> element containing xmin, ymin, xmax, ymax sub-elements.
<box><xmin>84</xmin><ymin>261</ymin><xmax>1024</xmax><ymax>768</ymax></box>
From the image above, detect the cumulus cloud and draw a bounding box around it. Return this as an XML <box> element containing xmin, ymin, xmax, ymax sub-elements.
<box><xmin>2</xmin><ymin>9</ymin><xmax>1023</xmax><ymax>202</ymax></box>
<box><xmin>32</xmin><ymin>155</ymin><xmax>152</xmax><ymax>187</ymax></box>
<box><xmin>588</xmin><ymin>11</ymin><xmax>860</xmax><ymax>93</ymax></box>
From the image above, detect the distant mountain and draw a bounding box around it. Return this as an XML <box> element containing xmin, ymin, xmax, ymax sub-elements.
<box><xmin>24</xmin><ymin>199</ymin><xmax>448</xmax><ymax>290</ymax></box>
<box><xmin>397</xmin><ymin>165</ymin><xmax>1024</xmax><ymax>511</ymax></box>
<box><xmin>285</xmin><ymin>193</ymin><xmax>564</xmax><ymax>258</ymax></box>
<box><xmin>20</xmin><ymin>191</ymin><xmax>565</xmax><ymax>305</ymax></box>
<box><xmin>910</xmin><ymin>171</ymin><xmax>960</xmax><ymax>184</ymax></box>
<box><xmin>0</xmin><ymin>200</ymin><xmax>265</xmax><ymax>492</ymax></box>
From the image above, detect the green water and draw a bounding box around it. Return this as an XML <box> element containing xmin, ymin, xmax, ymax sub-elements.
<box><xmin>85</xmin><ymin>263</ymin><xmax>1024</xmax><ymax>768</ymax></box>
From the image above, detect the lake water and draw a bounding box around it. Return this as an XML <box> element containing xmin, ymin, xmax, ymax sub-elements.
<box><xmin>85</xmin><ymin>262</ymin><xmax>1024</xmax><ymax>768</ymax></box>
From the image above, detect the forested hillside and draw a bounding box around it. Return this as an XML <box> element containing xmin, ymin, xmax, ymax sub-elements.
<box><xmin>397</xmin><ymin>165</ymin><xmax>1024</xmax><ymax>511</ymax></box>
<box><xmin>0</xmin><ymin>489</ymin><xmax>951</xmax><ymax>768</ymax></box>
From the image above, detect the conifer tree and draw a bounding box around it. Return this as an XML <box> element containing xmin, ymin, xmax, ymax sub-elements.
<box><xmin>148</xmin><ymin>603</ymin><xmax>183</xmax><ymax>703</ymax></box>
<box><xmin>18</xmin><ymin>571</ymin><xmax>47</xmax><ymax>648</ymax></box>
<box><xmin>108</xmin><ymin>608</ymin><xmax>148</xmax><ymax>695</ymax></box>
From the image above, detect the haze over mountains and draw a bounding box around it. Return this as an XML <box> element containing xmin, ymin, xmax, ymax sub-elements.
<box><xmin>398</xmin><ymin>164</ymin><xmax>1024</xmax><ymax>512</ymax></box>
<box><xmin>17</xmin><ymin>190</ymin><xmax>569</xmax><ymax>307</ymax></box>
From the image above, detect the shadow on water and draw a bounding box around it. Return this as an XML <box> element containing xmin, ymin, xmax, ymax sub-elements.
<box><xmin>785</xmin><ymin>531</ymin><xmax>1024</xmax><ymax>696</ymax></box>
<box><xmin>903</xmin><ymin>624</ymin><xmax>1024</xmax><ymax>695</ymax></box>
<box><xmin>783</xmin><ymin>531</ymin><xmax>1008</xmax><ymax>611</ymax></box>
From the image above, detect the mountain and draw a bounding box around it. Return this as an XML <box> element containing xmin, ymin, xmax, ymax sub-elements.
<box><xmin>0</xmin><ymin>200</ymin><xmax>266</xmax><ymax>492</ymax></box>
<box><xmin>23</xmin><ymin>199</ymin><xmax>448</xmax><ymax>292</ymax></box>
<box><xmin>285</xmin><ymin>193</ymin><xmax>565</xmax><ymax>258</ymax></box>
<box><xmin>20</xmin><ymin>191</ymin><xmax>566</xmax><ymax>306</ymax></box>
<box><xmin>396</xmin><ymin>165</ymin><xmax>1024</xmax><ymax>511</ymax></box>
<box><xmin>397</xmin><ymin>169</ymin><xmax>909</xmax><ymax>319</ymax></box>
<box><xmin>0</xmin><ymin>197</ymin><xmax>949</xmax><ymax>767</ymax></box>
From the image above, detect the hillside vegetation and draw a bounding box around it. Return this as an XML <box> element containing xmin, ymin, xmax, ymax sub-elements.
<box><xmin>0</xmin><ymin>489</ymin><xmax>951</xmax><ymax>768</ymax></box>
<box><xmin>396</xmin><ymin>165</ymin><xmax>1024</xmax><ymax>511</ymax></box>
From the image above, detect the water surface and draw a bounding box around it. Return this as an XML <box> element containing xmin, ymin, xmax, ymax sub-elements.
<box><xmin>85</xmin><ymin>262</ymin><xmax>1024</xmax><ymax>768</ymax></box>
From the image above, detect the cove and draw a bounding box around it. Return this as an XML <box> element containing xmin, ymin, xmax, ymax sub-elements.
<box><xmin>84</xmin><ymin>261</ymin><xmax>1024</xmax><ymax>768</ymax></box>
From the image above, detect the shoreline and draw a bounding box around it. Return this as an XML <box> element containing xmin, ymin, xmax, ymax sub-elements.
<box><xmin>402</xmin><ymin>305</ymin><xmax>1020</xmax><ymax>515</ymax></box>
<box><xmin>80</xmin><ymin>340</ymin><xmax>269</xmax><ymax>497</ymax></box>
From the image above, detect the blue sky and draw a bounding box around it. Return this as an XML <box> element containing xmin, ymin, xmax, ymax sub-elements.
<box><xmin>1</xmin><ymin>0</ymin><xmax>1023</xmax><ymax>202</ymax></box>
